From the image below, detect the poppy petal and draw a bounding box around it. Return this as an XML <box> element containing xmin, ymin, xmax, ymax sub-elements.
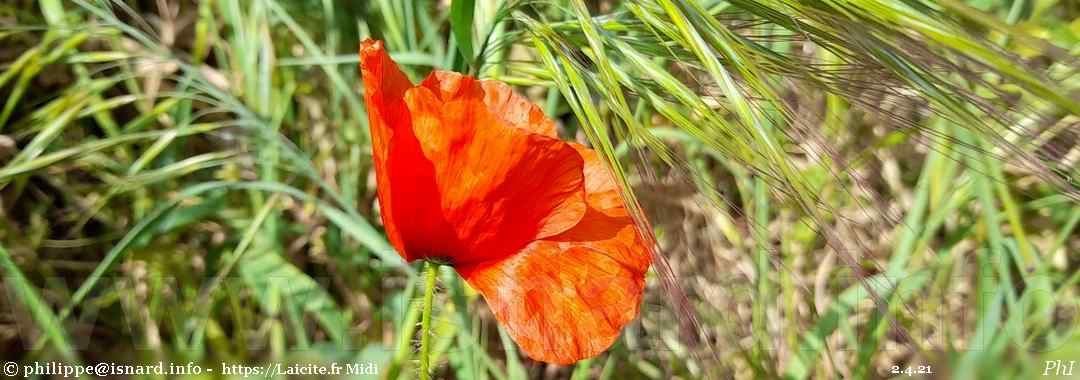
<box><xmin>569</xmin><ymin>143</ymin><xmax>629</xmax><ymax>217</ymax></box>
<box><xmin>480</xmin><ymin>80</ymin><xmax>559</xmax><ymax>137</ymax></box>
<box><xmin>362</xmin><ymin>39</ymin><xmax>649</xmax><ymax>364</ymax></box>
<box><xmin>359</xmin><ymin>39</ymin><xmax>415</xmax><ymax>257</ymax></box>
<box><xmin>395</xmin><ymin>71</ymin><xmax>587</xmax><ymax>264</ymax></box>
<box><xmin>458</xmin><ymin>207</ymin><xmax>649</xmax><ymax>364</ymax></box>
<box><xmin>416</xmin><ymin>71</ymin><xmax>557</xmax><ymax>138</ymax></box>
<box><xmin>459</xmin><ymin>144</ymin><xmax>651</xmax><ymax>364</ymax></box>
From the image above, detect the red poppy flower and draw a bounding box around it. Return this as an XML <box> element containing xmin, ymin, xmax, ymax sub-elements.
<box><xmin>360</xmin><ymin>39</ymin><xmax>651</xmax><ymax>364</ymax></box>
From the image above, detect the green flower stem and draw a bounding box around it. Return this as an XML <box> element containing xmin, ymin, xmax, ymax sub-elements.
<box><xmin>419</xmin><ymin>260</ymin><xmax>438</xmax><ymax>380</ymax></box>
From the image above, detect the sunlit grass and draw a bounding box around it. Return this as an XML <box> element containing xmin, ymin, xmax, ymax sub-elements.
<box><xmin>0</xmin><ymin>0</ymin><xmax>1076</xmax><ymax>379</ymax></box>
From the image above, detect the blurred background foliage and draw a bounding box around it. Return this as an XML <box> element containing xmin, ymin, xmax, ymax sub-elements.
<box><xmin>0</xmin><ymin>0</ymin><xmax>1077</xmax><ymax>378</ymax></box>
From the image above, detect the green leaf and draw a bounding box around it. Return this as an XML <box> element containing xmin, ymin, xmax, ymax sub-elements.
<box><xmin>783</xmin><ymin>271</ymin><xmax>928</xmax><ymax>380</ymax></box>
<box><xmin>0</xmin><ymin>244</ymin><xmax>78</xmax><ymax>362</ymax></box>
<box><xmin>449</xmin><ymin>0</ymin><xmax>476</xmax><ymax>69</ymax></box>
<box><xmin>238</xmin><ymin>240</ymin><xmax>352</xmax><ymax>348</ymax></box>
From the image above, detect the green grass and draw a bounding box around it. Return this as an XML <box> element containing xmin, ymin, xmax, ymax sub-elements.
<box><xmin>0</xmin><ymin>0</ymin><xmax>1077</xmax><ymax>379</ymax></box>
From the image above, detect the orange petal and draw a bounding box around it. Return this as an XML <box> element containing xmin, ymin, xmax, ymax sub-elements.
<box><xmin>569</xmin><ymin>143</ymin><xmax>629</xmax><ymax>217</ymax></box>
<box><xmin>361</xmin><ymin>41</ymin><xmax>585</xmax><ymax>264</ymax></box>
<box><xmin>393</xmin><ymin>71</ymin><xmax>586</xmax><ymax>264</ymax></box>
<box><xmin>360</xmin><ymin>39</ymin><xmax>415</xmax><ymax>257</ymax></box>
<box><xmin>480</xmin><ymin>80</ymin><xmax>558</xmax><ymax>137</ymax></box>
<box><xmin>459</xmin><ymin>206</ymin><xmax>649</xmax><ymax>364</ymax></box>
<box><xmin>459</xmin><ymin>143</ymin><xmax>651</xmax><ymax>364</ymax></box>
<box><xmin>415</xmin><ymin>71</ymin><xmax>557</xmax><ymax>138</ymax></box>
